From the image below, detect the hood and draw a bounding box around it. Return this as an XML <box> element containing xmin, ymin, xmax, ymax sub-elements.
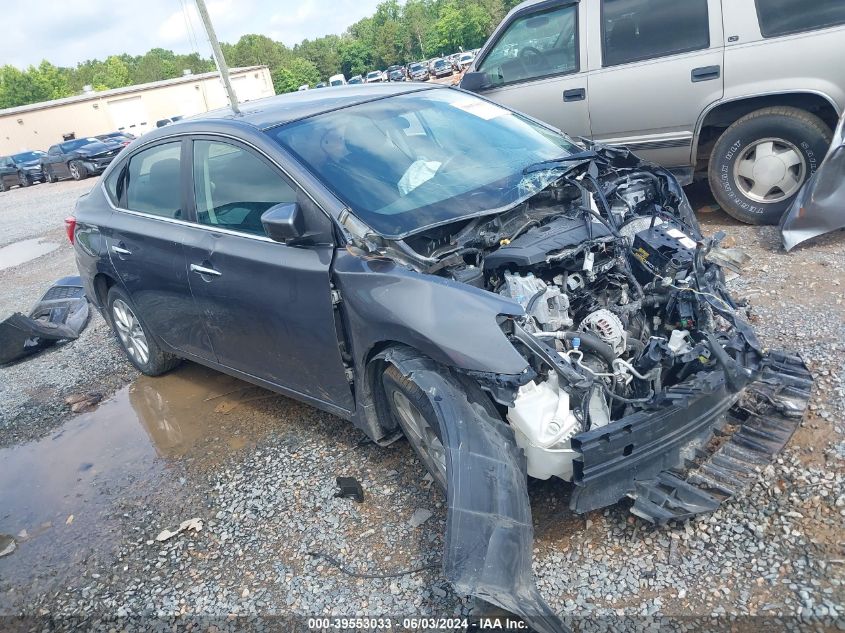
<box><xmin>74</xmin><ymin>141</ymin><xmax>121</xmax><ymax>157</ymax></box>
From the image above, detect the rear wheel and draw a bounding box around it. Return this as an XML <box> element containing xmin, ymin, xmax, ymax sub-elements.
<box><xmin>106</xmin><ymin>286</ymin><xmax>180</xmax><ymax>376</ymax></box>
<box><xmin>708</xmin><ymin>106</ymin><xmax>832</xmax><ymax>225</ymax></box>
<box><xmin>382</xmin><ymin>363</ymin><xmax>447</xmax><ymax>490</ymax></box>
<box><xmin>69</xmin><ymin>160</ymin><xmax>88</xmax><ymax>181</ymax></box>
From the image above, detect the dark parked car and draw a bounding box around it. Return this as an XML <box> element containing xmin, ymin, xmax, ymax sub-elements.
<box><xmin>384</xmin><ymin>64</ymin><xmax>405</xmax><ymax>81</ymax></box>
<box><xmin>430</xmin><ymin>58</ymin><xmax>453</xmax><ymax>78</ymax></box>
<box><xmin>407</xmin><ymin>62</ymin><xmax>429</xmax><ymax>81</ymax></box>
<box><xmin>68</xmin><ymin>84</ymin><xmax>809</xmax><ymax>632</ymax></box>
<box><xmin>0</xmin><ymin>150</ymin><xmax>46</xmax><ymax>191</ymax></box>
<box><xmin>96</xmin><ymin>132</ymin><xmax>136</xmax><ymax>146</ymax></box>
<box><xmin>41</xmin><ymin>137</ymin><xmax>124</xmax><ymax>182</ymax></box>
<box><xmin>387</xmin><ymin>68</ymin><xmax>405</xmax><ymax>82</ymax></box>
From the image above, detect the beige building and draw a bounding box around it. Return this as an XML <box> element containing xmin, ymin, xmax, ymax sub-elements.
<box><xmin>0</xmin><ymin>66</ymin><xmax>275</xmax><ymax>154</ymax></box>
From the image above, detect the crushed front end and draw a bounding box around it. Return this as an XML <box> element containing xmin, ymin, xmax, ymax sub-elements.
<box><xmin>385</xmin><ymin>144</ymin><xmax>812</xmax><ymax>519</ymax></box>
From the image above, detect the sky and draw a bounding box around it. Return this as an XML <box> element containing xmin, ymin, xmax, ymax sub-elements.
<box><xmin>1</xmin><ymin>0</ymin><xmax>384</xmax><ymax>69</ymax></box>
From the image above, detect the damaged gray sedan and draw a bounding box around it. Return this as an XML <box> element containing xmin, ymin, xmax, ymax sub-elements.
<box><xmin>70</xmin><ymin>84</ymin><xmax>811</xmax><ymax>632</ymax></box>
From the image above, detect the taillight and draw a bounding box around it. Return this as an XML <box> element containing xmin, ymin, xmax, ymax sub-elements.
<box><xmin>65</xmin><ymin>216</ymin><xmax>77</xmax><ymax>244</ymax></box>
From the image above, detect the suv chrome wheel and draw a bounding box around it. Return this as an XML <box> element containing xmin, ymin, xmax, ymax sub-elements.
<box><xmin>391</xmin><ymin>390</ymin><xmax>447</xmax><ymax>484</ymax></box>
<box><xmin>732</xmin><ymin>137</ymin><xmax>807</xmax><ymax>204</ymax></box>
<box><xmin>112</xmin><ymin>298</ymin><xmax>149</xmax><ymax>365</ymax></box>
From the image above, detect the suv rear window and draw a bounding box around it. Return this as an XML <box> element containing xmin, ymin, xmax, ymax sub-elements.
<box><xmin>601</xmin><ymin>0</ymin><xmax>709</xmax><ymax>67</ymax></box>
<box><xmin>755</xmin><ymin>0</ymin><xmax>845</xmax><ymax>38</ymax></box>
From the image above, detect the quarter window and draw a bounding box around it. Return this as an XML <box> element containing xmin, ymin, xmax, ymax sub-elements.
<box><xmin>601</xmin><ymin>0</ymin><xmax>709</xmax><ymax>67</ymax></box>
<box><xmin>477</xmin><ymin>4</ymin><xmax>578</xmax><ymax>86</ymax></box>
<box><xmin>125</xmin><ymin>142</ymin><xmax>183</xmax><ymax>219</ymax></box>
<box><xmin>755</xmin><ymin>0</ymin><xmax>845</xmax><ymax>38</ymax></box>
<box><xmin>192</xmin><ymin>140</ymin><xmax>297</xmax><ymax>236</ymax></box>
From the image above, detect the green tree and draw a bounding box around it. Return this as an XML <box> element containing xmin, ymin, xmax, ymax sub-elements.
<box><xmin>91</xmin><ymin>55</ymin><xmax>130</xmax><ymax>90</ymax></box>
<box><xmin>271</xmin><ymin>57</ymin><xmax>321</xmax><ymax>93</ymax></box>
<box><xmin>225</xmin><ymin>34</ymin><xmax>290</xmax><ymax>70</ymax></box>
<box><xmin>0</xmin><ymin>61</ymin><xmax>73</xmax><ymax>108</ymax></box>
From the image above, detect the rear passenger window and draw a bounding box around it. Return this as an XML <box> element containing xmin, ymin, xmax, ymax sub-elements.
<box><xmin>192</xmin><ymin>140</ymin><xmax>297</xmax><ymax>236</ymax></box>
<box><xmin>755</xmin><ymin>0</ymin><xmax>845</xmax><ymax>38</ymax></box>
<box><xmin>125</xmin><ymin>142</ymin><xmax>182</xmax><ymax>218</ymax></box>
<box><xmin>477</xmin><ymin>4</ymin><xmax>578</xmax><ymax>86</ymax></box>
<box><xmin>602</xmin><ymin>0</ymin><xmax>710</xmax><ymax>67</ymax></box>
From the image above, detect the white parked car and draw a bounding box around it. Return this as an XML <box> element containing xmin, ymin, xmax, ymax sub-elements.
<box><xmin>365</xmin><ymin>71</ymin><xmax>384</xmax><ymax>83</ymax></box>
<box><xmin>329</xmin><ymin>74</ymin><xmax>347</xmax><ymax>86</ymax></box>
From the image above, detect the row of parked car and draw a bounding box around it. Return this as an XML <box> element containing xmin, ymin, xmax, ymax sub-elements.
<box><xmin>299</xmin><ymin>50</ymin><xmax>479</xmax><ymax>90</ymax></box>
<box><xmin>0</xmin><ymin>131</ymin><xmax>135</xmax><ymax>191</ymax></box>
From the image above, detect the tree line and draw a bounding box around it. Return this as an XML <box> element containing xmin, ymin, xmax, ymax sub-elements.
<box><xmin>0</xmin><ymin>0</ymin><xmax>520</xmax><ymax>109</ymax></box>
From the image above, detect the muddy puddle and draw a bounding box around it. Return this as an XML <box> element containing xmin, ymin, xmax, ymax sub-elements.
<box><xmin>0</xmin><ymin>364</ymin><xmax>285</xmax><ymax>595</ymax></box>
<box><xmin>0</xmin><ymin>238</ymin><xmax>59</xmax><ymax>271</ymax></box>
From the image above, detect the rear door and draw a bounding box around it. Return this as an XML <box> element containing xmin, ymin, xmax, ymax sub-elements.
<box><xmin>585</xmin><ymin>0</ymin><xmax>724</xmax><ymax>173</ymax></box>
<box><xmin>0</xmin><ymin>157</ymin><xmax>14</xmax><ymax>186</ymax></box>
<box><xmin>467</xmin><ymin>1</ymin><xmax>592</xmax><ymax>140</ymax></box>
<box><xmin>182</xmin><ymin>137</ymin><xmax>354</xmax><ymax>413</ymax></box>
<box><xmin>44</xmin><ymin>145</ymin><xmax>66</xmax><ymax>178</ymax></box>
<box><xmin>105</xmin><ymin>139</ymin><xmax>215</xmax><ymax>361</ymax></box>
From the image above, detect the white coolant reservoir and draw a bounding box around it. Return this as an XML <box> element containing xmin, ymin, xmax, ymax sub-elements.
<box><xmin>507</xmin><ymin>374</ymin><xmax>581</xmax><ymax>481</ymax></box>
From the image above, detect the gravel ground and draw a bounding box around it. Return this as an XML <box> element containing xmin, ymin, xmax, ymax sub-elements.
<box><xmin>0</xmin><ymin>179</ymin><xmax>137</xmax><ymax>448</ymax></box>
<box><xmin>0</xmin><ymin>180</ymin><xmax>843</xmax><ymax>627</ymax></box>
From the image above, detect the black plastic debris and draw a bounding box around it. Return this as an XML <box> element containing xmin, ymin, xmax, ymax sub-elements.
<box><xmin>0</xmin><ymin>275</ymin><xmax>89</xmax><ymax>365</ymax></box>
<box><xmin>334</xmin><ymin>476</ymin><xmax>365</xmax><ymax>502</ymax></box>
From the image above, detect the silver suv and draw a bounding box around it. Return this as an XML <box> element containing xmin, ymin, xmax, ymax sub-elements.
<box><xmin>461</xmin><ymin>0</ymin><xmax>845</xmax><ymax>224</ymax></box>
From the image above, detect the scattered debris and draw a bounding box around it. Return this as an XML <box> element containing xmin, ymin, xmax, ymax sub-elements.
<box><xmin>0</xmin><ymin>276</ymin><xmax>89</xmax><ymax>365</ymax></box>
<box><xmin>65</xmin><ymin>391</ymin><xmax>103</xmax><ymax>413</ymax></box>
<box><xmin>65</xmin><ymin>515</ymin><xmax>74</xmax><ymax>525</ymax></box>
<box><xmin>409</xmin><ymin>508</ymin><xmax>433</xmax><ymax>528</ymax></box>
<box><xmin>155</xmin><ymin>517</ymin><xmax>203</xmax><ymax>542</ymax></box>
<box><xmin>0</xmin><ymin>534</ymin><xmax>15</xmax><ymax>557</ymax></box>
<box><xmin>334</xmin><ymin>476</ymin><xmax>365</xmax><ymax>502</ymax></box>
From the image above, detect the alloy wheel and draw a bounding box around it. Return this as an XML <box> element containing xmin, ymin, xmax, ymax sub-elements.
<box><xmin>732</xmin><ymin>137</ymin><xmax>807</xmax><ymax>204</ymax></box>
<box><xmin>391</xmin><ymin>390</ymin><xmax>447</xmax><ymax>484</ymax></box>
<box><xmin>69</xmin><ymin>163</ymin><xmax>80</xmax><ymax>179</ymax></box>
<box><xmin>112</xmin><ymin>298</ymin><xmax>150</xmax><ymax>365</ymax></box>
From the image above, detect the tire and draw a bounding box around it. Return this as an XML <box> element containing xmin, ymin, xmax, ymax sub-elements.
<box><xmin>106</xmin><ymin>285</ymin><xmax>181</xmax><ymax>376</ymax></box>
<box><xmin>44</xmin><ymin>168</ymin><xmax>56</xmax><ymax>183</ymax></box>
<box><xmin>0</xmin><ymin>180</ymin><xmax>6</xmax><ymax>193</ymax></box>
<box><xmin>18</xmin><ymin>172</ymin><xmax>30</xmax><ymax>187</ymax></box>
<box><xmin>708</xmin><ymin>106</ymin><xmax>832</xmax><ymax>225</ymax></box>
<box><xmin>382</xmin><ymin>363</ymin><xmax>448</xmax><ymax>490</ymax></box>
<box><xmin>68</xmin><ymin>160</ymin><xmax>88</xmax><ymax>181</ymax></box>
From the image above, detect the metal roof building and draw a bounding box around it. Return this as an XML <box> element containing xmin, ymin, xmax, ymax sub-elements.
<box><xmin>0</xmin><ymin>66</ymin><xmax>274</xmax><ymax>154</ymax></box>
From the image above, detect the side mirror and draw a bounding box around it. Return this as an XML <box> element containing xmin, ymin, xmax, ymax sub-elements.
<box><xmin>460</xmin><ymin>71</ymin><xmax>492</xmax><ymax>92</ymax></box>
<box><xmin>261</xmin><ymin>202</ymin><xmax>305</xmax><ymax>243</ymax></box>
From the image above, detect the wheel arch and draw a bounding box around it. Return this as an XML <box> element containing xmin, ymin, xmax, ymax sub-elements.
<box><xmin>693</xmin><ymin>92</ymin><xmax>839</xmax><ymax>171</ymax></box>
<box><xmin>92</xmin><ymin>271</ymin><xmax>118</xmax><ymax>313</ymax></box>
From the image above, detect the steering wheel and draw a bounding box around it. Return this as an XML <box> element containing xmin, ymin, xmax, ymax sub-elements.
<box><xmin>518</xmin><ymin>46</ymin><xmax>542</xmax><ymax>66</ymax></box>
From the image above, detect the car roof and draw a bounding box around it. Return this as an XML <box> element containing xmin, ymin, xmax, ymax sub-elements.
<box><xmin>163</xmin><ymin>83</ymin><xmax>445</xmax><ymax>132</ymax></box>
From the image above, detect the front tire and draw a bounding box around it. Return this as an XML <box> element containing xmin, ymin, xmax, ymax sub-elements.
<box><xmin>382</xmin><ymin>363</ymin><xmax>448</xmax><ymax>490</ymax></box>
<box><xmin>44</xmin><ymin>168</ymin><xmax>56</xmax><ymax>183</ymax></box>
<box><xmin>106</xmin><ymin>286</ymin><xmax>180</xmax><ymax>376</ymax></box>
<box><xmin>708</xmin><ymin>106</ymin><xmax>832</xmax><ymax>225</ymax></box>
<box><xmin>69</xmin><ymin>160</ymin><xmax>88</xmax><ymax>181</ymax></box>
<box><xmin>18</xmin><ymin>172</ymin><xmax>30</xmax><ymax>187</ymax></box>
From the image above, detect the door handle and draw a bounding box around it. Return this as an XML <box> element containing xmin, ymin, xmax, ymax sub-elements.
<box><xmin>563</xmin><ymin>88</ymin><xmax>586</xmax><ymax>102</ymax></box>
<box><xmin>691</xmin><ymin>65</ymin><xmax>720</xmax><ymax>82</ymax></box>
<box><xmin>190</xmin><ymin>263</ymin><xmax>222</xmax><ymax>277</ymax></box>
<box><xmin>111</xmin><ymin>244</ymin><xmax>132</xmax><ymax>256</ymax></box>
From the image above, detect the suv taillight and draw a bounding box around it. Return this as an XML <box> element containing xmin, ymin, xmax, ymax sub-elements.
<box><xmin>64</xmin><ymin>217</ymin><xmax>77</xmax><ymax>244</ymax></box>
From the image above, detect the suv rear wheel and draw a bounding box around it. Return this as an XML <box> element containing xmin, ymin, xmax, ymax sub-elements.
<box><xmin>708</xmin><ymin>106</ymin><xmax>832</xmax><ymax>225</ymax></box>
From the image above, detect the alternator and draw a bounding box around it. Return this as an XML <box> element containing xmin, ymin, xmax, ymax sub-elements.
<box><xmin>579</xmin><ymin>309</ymin><xmax>626</xmax><ymax>356</ymax></box>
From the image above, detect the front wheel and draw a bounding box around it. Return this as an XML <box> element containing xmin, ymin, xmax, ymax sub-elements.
<box><xmin>106</xmin><ymin>286</ymin><xmax>180</xmax><ymax>376</ymax></box>
<box><xmin>69</xmin><ymin>160</ymin><xmax>88</xmax><ymax>181</ymax></box>
<box><xmin>382</xmin><ymin>363</ymin><xmax>447</xmax><ymax>490</ymax></box>
<box><xmin>18</xmin><ymin>172</ymin><xmax>30</xmax><ymax>187</ymax></box>
<box><xmin>708</xmin><ymin>106</ymin><xmax>832</xmax><ymax>225</ymax></box>
<box><xmin>44</xmin><ymin>168</ymin><xmax>56</xmax><ymax>183</ymax></box>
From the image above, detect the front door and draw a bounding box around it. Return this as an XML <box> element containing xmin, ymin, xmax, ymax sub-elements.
<box><xmin>182</xmin><ymin>137</ymin><xmax>354</xmax><ymax>413</ymax></box>
<box><xmin>106</xmin><ymin>139</ymin><xmax>215</xmax><ymax>360</ymax></box>
<box><xmin>467</xmin><ymin>1</ymin><xmax>592</xmax><ymax>140</ymax></box>
<box><xmin>584</xmin><ymin>0</ymin><xmax>724</xmax><ymax>171</ymax></box>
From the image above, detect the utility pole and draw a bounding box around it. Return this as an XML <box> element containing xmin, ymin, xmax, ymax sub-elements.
<box><xmin>194</xmin><ymin>0</ymin><xmax>240</xmax><ymax>114</ymax></box>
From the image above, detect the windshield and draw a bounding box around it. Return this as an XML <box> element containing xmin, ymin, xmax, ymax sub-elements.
<box><xmin>62</xmin><ymin>138</ymin><xmax>101</xmax><ymax>151</ymax></box>
<box><xmin>410</xmin><ymin>64</ymin><xmax>423</xmax><ymax>71</ymax></box>
<box><xmin>12</xmin><ymin>151</ymin><xmax>45</xmax><ymax>163</ymax></box>
<box><xmin>367</xmin><ymin>72</ymin><xmax>380</xmax><ymax>78</ymax></box>
<box><xmin>269</xmin><ymin>88</ymin><xmax>578</xmax><ymax>238</ymax></box>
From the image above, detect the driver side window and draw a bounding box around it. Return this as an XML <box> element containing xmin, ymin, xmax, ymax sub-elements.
<box><xmin>192</xmin><ymin>140</ymin><xmax>297</xmax><ymax>237</ymax></box>
<box><xmin>477</xmin><ymin>4</ymin><xmax>578</xmax><ymax>87</ymax></box>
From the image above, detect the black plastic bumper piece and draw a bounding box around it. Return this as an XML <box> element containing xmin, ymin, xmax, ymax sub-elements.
<box><xmin>571</xmin><ymin>351</ymin><xmax>812</xmax><ymax>523</ymax></box>
<box><xmin>384</xmin><ymin>348</ymin><xmax>567</xmax><ymax>633</ymax></box>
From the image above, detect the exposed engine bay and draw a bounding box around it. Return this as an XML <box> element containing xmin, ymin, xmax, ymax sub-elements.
<box><xmin>386</xmin><ymin>146</ymin><xmax>760</xmax><ymax>483</ymax></box>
